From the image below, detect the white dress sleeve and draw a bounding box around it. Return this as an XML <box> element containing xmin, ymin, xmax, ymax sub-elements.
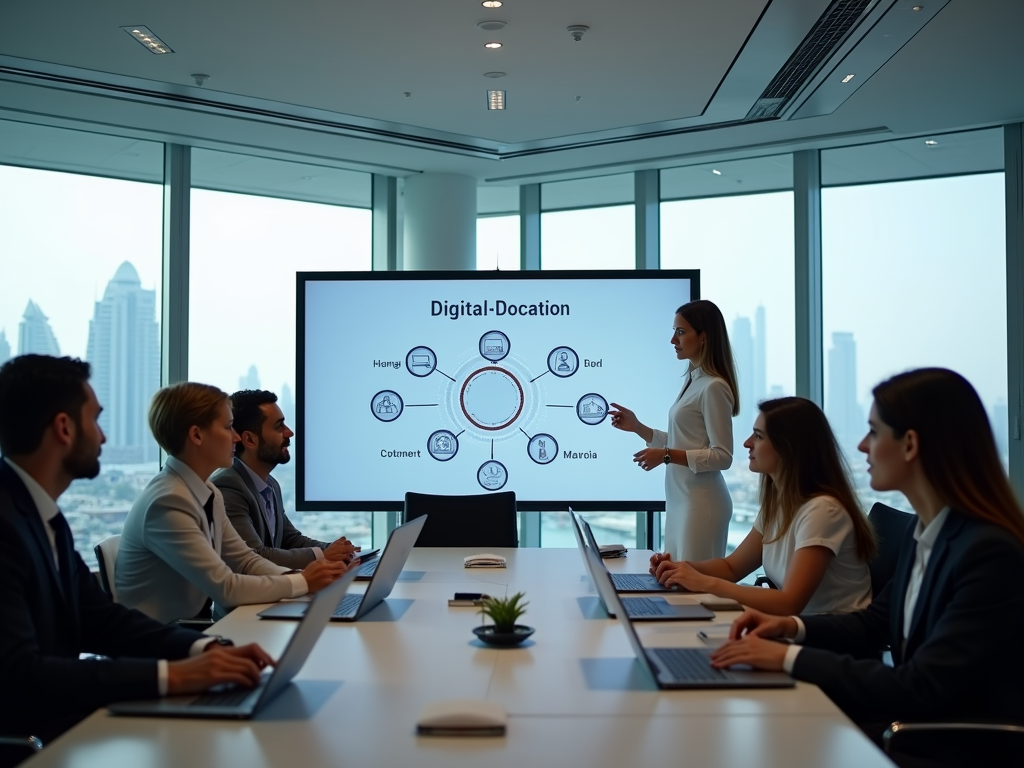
<box><xmin>683</xmin><ymin>379</ymin><xmax>734</xmax><ymax>473</ymax></box>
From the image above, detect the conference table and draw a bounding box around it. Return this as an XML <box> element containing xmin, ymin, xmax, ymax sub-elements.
<box><xmin>28</xmin><ymin>548</ymin><xmax>896</xmax><ymax>768</ymax></box>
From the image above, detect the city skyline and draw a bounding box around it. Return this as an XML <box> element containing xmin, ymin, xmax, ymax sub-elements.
<box><xmin>85</xmin><ymin>261</ymin><xmax>160</xmax><ymax>464</ymax></box>
<box><xmin>18</xmin><ymin>299</ymin><xmax>61</xmax><ymax>357</ymax></box>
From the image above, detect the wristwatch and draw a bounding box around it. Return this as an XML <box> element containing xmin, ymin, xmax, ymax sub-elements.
<box><xmin>663</xmin><ymin>451</ymin><xmax>671</xmax><ymax>465</ymax></box>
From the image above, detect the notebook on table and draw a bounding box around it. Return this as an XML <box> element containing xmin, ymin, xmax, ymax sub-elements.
<box><xmin>259</xmin><ymin>515</ymin><xmax>426</xmax><ymax>623</ymax></box>
<box><xmin>108</xmin><ymin>569</ymin><xmax>358</xmax><ymax>719</ymax></box>
<box><xmin>570</xmin><ymin>509</ymin><xmax>712</xmax><ymax>621</ymax></box>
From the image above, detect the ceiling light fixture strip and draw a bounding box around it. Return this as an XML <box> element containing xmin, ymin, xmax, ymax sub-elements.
<box><xmin>121</xmin><ymin>26</ymin><xmax>173</xmax><ymax>54</ymax></box>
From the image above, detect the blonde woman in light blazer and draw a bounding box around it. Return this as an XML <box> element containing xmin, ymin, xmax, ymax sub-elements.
<box><xmin>116</xmin><ymin>382</ymin><xmax>350</xmax><ymax>623</ymax></box>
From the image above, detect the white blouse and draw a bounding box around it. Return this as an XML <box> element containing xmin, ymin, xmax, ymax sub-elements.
<box><xmin>754</xmin><ymin>495</ymin><xmax>872</xmax><ymax>615</ymax></box>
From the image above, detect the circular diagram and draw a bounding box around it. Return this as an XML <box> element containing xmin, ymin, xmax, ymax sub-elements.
<box><xmin>371</xmin><ymin>390</ymin><xmax>403</xmax><ymax>422</ymax></box>
<box><xmin>547</xmin><ymin>346</ymin><xmax>579</xmax><ymax>378</ymax></box>
<box><xmin>479</xmin><ymin>330</ymin><xmax>511</xmax><ymax>362</ymax></box>
<box><xmin>477</xmin><ymin>460</ymin><xmax>509</xmax><ymax>490</ymax></box>
<box><xmin>460</xmin><ymin>366</ymin><xmax>525</xmax><ymax>432</ymax></box>
<box><xmin>576</xmin><ymin>393</ymin><xmax>609</xmax><ymax>425</ymax></box>
<box><xmin>427</xmin><ymin>429</ymin><xmax>459</xmax><ymax>461</ymax></box>
<box><xmin>406</xmin><ymin>346</ymin><xmax>437</xmax><ymax>377</ymax></box>
<box><xmin>527</xmin><ymin>433</ymin><xmax>557</xmax><ymax>465</ymax></box>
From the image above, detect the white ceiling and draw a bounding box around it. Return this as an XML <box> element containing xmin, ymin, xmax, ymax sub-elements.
<box><xmin>0</xmin><ymin>0</ymin><xmax>1022</xmax><ymax>186</ymax></box>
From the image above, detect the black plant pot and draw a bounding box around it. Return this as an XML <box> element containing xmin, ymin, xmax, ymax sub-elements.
<box><xmin>472</xmin><ymin>624</ymin><xmax>535</xmax><ymax>647</ymax></box>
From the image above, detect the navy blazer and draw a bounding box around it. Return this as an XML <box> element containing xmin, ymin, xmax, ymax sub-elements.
<box><xmin>793</xmin><ymin>509</ymin><xmax>1024</xmax><ymax>725</ymax></box>
<box><xmin>0</xmin><ymin>461</ymin><xmax>205</xmax><ymax>741</ymax></box>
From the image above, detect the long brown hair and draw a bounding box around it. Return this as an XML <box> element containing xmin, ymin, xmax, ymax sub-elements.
<box><xmin>676</xmin><ymin>300</ymin><xmax>740</xmax><ymax>416</ymax></box>
<box><xmin>873</xmin><ymin>368</ymin><xmax>1024</xmax><ymax>546</ymax></box>
<box><xmin>756</xmin><ymin>397</ymin><xmax>877</xmax><ymax>562</ymax></box>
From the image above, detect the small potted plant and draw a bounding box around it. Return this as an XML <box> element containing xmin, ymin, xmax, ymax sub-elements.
<box><xmin>472</xmin><ymin>592</ymin><xmax>534</xmax><ymax>646</ymax></box>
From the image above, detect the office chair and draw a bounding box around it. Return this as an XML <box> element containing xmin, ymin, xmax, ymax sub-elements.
<box><xmin>403</xmin><ymin>491</ymin><xmax>518</xmax><ymax>548</ymax></box>
<box><xmin>883</xmin><ymin>721</ymin><xmax>1024</xmax><ymax>768</ymax></box>
<box><xmin>867</xmin><ymin>502</ymin><xmax>914</xmax><ymax>597</ymax></box>
<box><xmin>93</xmin><ymin>535</ymin><xmax>121</xmax><ymax>603</ymax></box>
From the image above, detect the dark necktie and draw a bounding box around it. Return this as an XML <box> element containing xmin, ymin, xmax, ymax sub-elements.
<box><xmin>259</xmin><ymin>486</ymin><xmax>277</xmax><ymax>539</ymax></box>
<box><xmin>49</xmin><ymin>511</ymin><xmax>76</xmax><ymax>600</ymax></box>
<box><xmin>203</xmin><ymin>494</ymin><xmax>216</xmax><ymax>545</ymax></box>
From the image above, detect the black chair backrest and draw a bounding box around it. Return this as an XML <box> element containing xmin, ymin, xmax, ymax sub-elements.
<box><xmin>867</xmin><ymin>502</ymin><xmax>915</xmax><ymax>597</ymax></box>
<box><xmin>403</xmin><ymin>491</ymin><xmax>518</xmax><ymax>548</ymax></box>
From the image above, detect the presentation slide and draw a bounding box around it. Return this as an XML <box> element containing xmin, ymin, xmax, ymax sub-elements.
<box><xmin>299</xmin><ymin>270</ymin><xmax>698</xmax><ymax>510</ymax></box>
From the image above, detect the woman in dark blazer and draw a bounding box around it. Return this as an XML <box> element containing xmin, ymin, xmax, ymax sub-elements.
<box><xmin>710</xmin><ymin>368</ymin><xmax>1024</xmax><ymax>736</ymax></box>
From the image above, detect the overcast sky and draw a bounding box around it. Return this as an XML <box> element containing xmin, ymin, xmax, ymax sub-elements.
<box><xmin>1</xmin><ymin>167</ymin><xmax>1006</xmax><ymax>417</ymax></box>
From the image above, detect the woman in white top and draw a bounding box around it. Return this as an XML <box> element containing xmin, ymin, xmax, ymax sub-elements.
<box><xmin>610</xmin><ymin>300</ymin><xmax>738</xmax><ymax>561</ymax></box>
<box><xmin>653</xmin><ymin>396</ymin><xmax>876</xmax><ymax>615</ymax></box>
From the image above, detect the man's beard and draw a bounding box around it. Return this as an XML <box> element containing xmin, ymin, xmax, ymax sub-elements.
<box><xmin>256</xmin><ymin>439</ymin><xmax>290</xmax><ymax>466</ymax></box>
<box><xmin>63</xmin><ymin>430</ymin><xmax>100</xmax><ymax>480</ymax></box>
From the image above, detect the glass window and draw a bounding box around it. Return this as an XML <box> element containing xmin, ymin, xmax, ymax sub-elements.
<box><xmin>477</xmin><ymin>215</ymin><xmax>520</xmax><ymax>271</ymax></box>
<box><xmin>188</xmin><ymin>162</ymin><xmax>374</xmax><ymax>547</ymax></box>
<box><xmin>822</xmin><ymin>172</ymin><xmax>1007</xmax><ymax>508</ymax></box>
<box><xmin>541</xmin><ymin>205</ymin><xmax>635</xmax><ymax>270</ymax></box>
<box><xmin>0</xmin><ymin>161</ymin><xmax>163</xmax><ymax>557</ymax></box>
<box><xmin>661</xmin><ymin>190</ymin><xmax>796</xmax><ymax>554</ymax></box>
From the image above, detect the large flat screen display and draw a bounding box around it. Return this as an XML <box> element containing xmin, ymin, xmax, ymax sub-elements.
<box><xmin>298</xmin><ymin>270</ymin><xmax>698</xmax><ymax>511</ymax></box>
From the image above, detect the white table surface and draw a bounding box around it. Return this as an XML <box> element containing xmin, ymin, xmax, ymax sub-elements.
<box><xmin>27</xmin><ymin>547</ymin><xmax>895</xmax><ymax>768</ymax></box>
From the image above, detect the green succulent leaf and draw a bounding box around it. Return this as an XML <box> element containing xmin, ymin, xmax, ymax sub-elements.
<box><xmin>478</xmin><ymin>591</ymin><xmax>529</xmax><ymax>630</ymax></box>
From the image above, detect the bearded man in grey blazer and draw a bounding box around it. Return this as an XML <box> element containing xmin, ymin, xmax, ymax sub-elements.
<box><xmin>211</xmin><ymin>390</ymin><xmax>358</xmax><ymax>569</ymax></box>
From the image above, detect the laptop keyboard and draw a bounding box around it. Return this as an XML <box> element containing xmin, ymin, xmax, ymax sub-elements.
<box><xmin>622</xmin><ymin>597</ymin><xmax>665</xmax><ymax>616</ymax></box>
<box><xmin>357</xmin><ymin>559</ymin><xmax>379</xmax><ymax>578</ymax></box>
<box><xmin>650</xmin><ymin>648</ymin><xmax>729</xmax><ymax>683</ymax></box>
<box><xmin>190</xmin><ymin>686</ymin><xmax>258</xmax><ymax>707</ymax></box>
<box><xmin>332</xmin><ymin>593</ymin><xmax>362</xmax><ymax>617</ymax></box>
<box><xmin>611</xmin><ymin>573</ymin><xmax>663</xmax><ymax>591</ymax></box>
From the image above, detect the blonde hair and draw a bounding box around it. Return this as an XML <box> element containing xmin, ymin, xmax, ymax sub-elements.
<box><xmin>149</xmin><ymin>382</ymin><xmax>229</xmax><ymax>456</ymax></box>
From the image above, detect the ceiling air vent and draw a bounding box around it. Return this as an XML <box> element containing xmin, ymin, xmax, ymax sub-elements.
<box><xmin>746</xmin><ymin>0</ymin><xmax>873</xmax><ymax>120</ymax></box>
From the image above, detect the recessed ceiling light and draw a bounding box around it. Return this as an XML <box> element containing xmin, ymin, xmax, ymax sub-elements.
<box><xmin>912</xmin><ymin>5</ymin><xmax>923</xmax><ymax>11</ymax></box>
<box><xmin>482</xmin><ymin>1</ymin><xmax>503</xmax><ymax>7</ymax></box>
<box><xmin>924</xmin><ymin>139</ymin><xmax>938</xmax><ymax>146</ymax></box>
<box><xmin>484</xmin><ymin>41</ymin><xmax>502</xmax><ymax>49</ymax></box>
<box><xmin>121</xmin><ymin>25</ymin><xmax>173</xmax><ymax>54</ymax></box>
<box><xmin>483</xmin><ymin>72</ymin><xmax>507</xmax><ymax>79</ymax></box>
<box><xmin>712</xmin><ymin>169</ymin><xmax>722</xmax><ymax>176</ymax></box>
<box><xmin>841</xmin><ymin>74</ymin><xmax>855</xmax><ymax>83</ymax></box>
<box><xmin>487</xmin><ymin>90</ymin><xmax>506</xmax><ymax>110</ymax></box>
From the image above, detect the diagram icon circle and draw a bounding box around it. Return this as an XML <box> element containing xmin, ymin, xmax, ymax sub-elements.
<box><xmin>527</xmin><ymin>433</ymin><xmax>557</xmax><ymax>465</ymax></box>
<box><xmin>576</xmin><ymin>393</ymin><xmax>609</xmax><ymax>425</ymax></box>
<box><xmin>405</xmin><ymin>346</ymin><xmax>437</xmax><ymax>377</ymax></box>
<box><xmin>427</xmin><ymin>429</ymin><xmax>459</xmax><ymax>461</ymax></box>
<box><xmin>478</xmin><ymin>330</ymin><xmax>511</xmax><ymax>362</ymax></box>
<box><xmin>370</xmin><ymin>390</ymin><xmax>403</xmax><ymax>422</ymax></box>
<box><xmin>460</xmin><ymin>366</ymin><xmax>525</xmax><ymax>432</ymax></box>
<box><xmin>477</xmin><ymin>460</ymin><xmax>509</xmax><ymax>491</ymax></box>
<box><xmin>547</xmin><ymin>346</ymin><xmax>579</xmax><ymax>378</ymax></box>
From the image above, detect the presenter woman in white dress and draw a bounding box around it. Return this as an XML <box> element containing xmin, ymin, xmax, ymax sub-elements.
<box><xmin>610</xmin><ymin>299</ymin><xmax>739</xmax><ymax>561</ymax></box>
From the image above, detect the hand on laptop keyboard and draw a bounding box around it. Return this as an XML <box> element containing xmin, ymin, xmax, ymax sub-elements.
<box><xmin>166</xmin><ymin>643</ymin><xmax>276</xmax><ymax>695</ymax></box>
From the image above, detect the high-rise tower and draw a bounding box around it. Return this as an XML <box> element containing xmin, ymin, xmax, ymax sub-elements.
<box><xmin>826</xmin><ymin>332</ymin><xmax>864</xmax><ymax>454</ymax></box>
<box><xmin>18</xmin><ymin>300</ymin><xmax>61</xmax><ymax>356</ymax></box>
<box><xmin>86</xmin><ymin>262</ymin><xmax>160</xmax><ymax>464</ymax></box>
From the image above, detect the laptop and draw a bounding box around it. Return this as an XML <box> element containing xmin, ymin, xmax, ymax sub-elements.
<box><xmin>575</xmin><ymin>512</ymin><xmax>669</xmax><ymax>593</ymax></box>
<box><xmin>109</xmin><ymin>569</ymin><xmax>358</xmax><ymax>718</ymax></box>
<box><xmin>592</xmin><ymin>559</ymin><xmax>793</xmax><ymax>689</ymax></box>
<box><xmin>570</xmin><ymin>510</ymin><xmax>713</xmax><ymax>621</ymax></box>
<box><xmin>259</xmin><ymin>515</ymin><xmax>426</xmax><ymax>622</ymax></box>
<box><xmin>354</xmin><ymin>548</ymin><xmax>381</xmax><ymax>580</ymax></box>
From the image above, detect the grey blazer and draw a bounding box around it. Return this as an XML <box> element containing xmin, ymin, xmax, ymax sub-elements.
<box><xmin>211</xmin><ymin>458</ymin><xmax>328</xmax><ymax>569</ymax></box>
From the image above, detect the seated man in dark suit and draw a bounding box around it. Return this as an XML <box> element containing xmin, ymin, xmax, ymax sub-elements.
<box><xmin>0</xmin><ymin>355</ymin><xmax>273</xmax><ymax>743</ymax></box>
<box><xmin>211</xmin><ymin>389</ymin><xmax>357</xmax><ymax>569</ymax></box>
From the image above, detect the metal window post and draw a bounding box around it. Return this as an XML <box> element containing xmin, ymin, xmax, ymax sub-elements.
<box><xmin>635</xmin><ymin>169</ymin><xmax>660</xmax><ymax>270</ymax></box>
<box><xmin>372</xmin><ymin>174</ymin><xmax>398</xmax><ymax>272</ymax></box>
<box><xmin>520</xmin><ymin>184</ymin><xmax>541</xmax><ymax>271</ymax></box>
<box><xmin>794</xmin><ymin>149</ymin><xmax>823</xmax><ymax>406</ymax></box>
<box><xmin>1005</xmin><ymin>124</ymin><xmax>1024</xmax><ymax>502</ymax></box>
<box><xmin>161</xmin><ymin>144</ymin><xmax>190</xmax><ymax>388</ymax></box>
